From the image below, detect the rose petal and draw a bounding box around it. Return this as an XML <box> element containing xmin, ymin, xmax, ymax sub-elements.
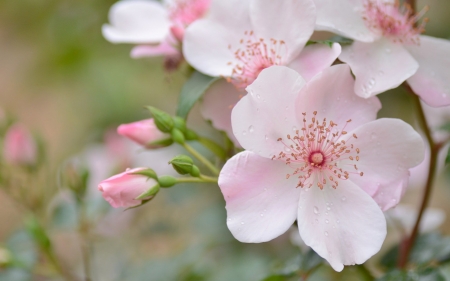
<box><xmin>406</xmin><ymin>35</ymin><xmax>450</xmax><ymax>107</ymax></box>
<box><xmin>297</xmin><ymin>179</ymin><xmax>386</xmax><ymax>272</ymax></box>
<box><xmin>288</xmin><ymin>42</ymin><xmax>341</xmax><ymax>81</ymax></box>
<box><xmin>183</xmin><ymin>0</ymin><xmax>251</xmax><ymax>77</ymax></box>
<box><xmin>102</xmin><ymin>0</ymin><xmax>170</xmax><ymax>44</ymax></box>
<box><xmin>250</xmin><ymin>0</ymin><xmax>316</xmax><ymax>61</ymax></box>
<box><xmin>219</xmin><ymin>151</ymin><xmax>301</xmax><ymax>242</ymax></box>
<box><xmin>314</xmin><ymin>0</ymin><xmax>376</xmax><ymax>42</ymax></box>
<box><xmin>339</xmin><ymin>38</ymin><xmax>419</xmax><ymax>98</ymax></box>
<box><xmin>200</xmin><ymin>79</ymin><xmax>242</xmax><ymax>146</ymax></box>
<box><xmin>344</xmin><ymin>118</ymin><xmax>425</xmax><ymax>209</ymax></box>
<box><xmin>295</xmin><ymin>64</ymin><xmax>381</xmax><ymax>132</ymax></box>
<box><xmin>231</xmin><ymin>66</ymin><xmax>305</xmax><ymax>158</ymax></box>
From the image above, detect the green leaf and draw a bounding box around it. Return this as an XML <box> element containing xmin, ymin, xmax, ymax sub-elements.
<box><xmin>176</xmin><ymin>71</ymin><xmax>218</xmax><ymax>119</ymax></box>
<box><xmin>261</xmin><ymin>274</ymin><xmax>293</xmax><ymax>281</ymax></box>
<box><xmin>438</xmin><ymin>122</ymin><xmax>450</xmax><ymax>132</ymax></box>
<box><xmin>377</xmin><ymin>268</ymin><xmax>445</xmax><ymax>281</ymax></box>
<box><xmin>300</xmin><ymin>249</ymin><xmax>323</xmax><ymax>272</ymax></box>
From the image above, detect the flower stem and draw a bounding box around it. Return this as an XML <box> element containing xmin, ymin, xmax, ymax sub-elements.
<box><xmin>181</xmin><ymin>143</ymin><xmax>220</xmax><ymax>176</ymax></box>
<box><xmin>397</xmin><ymin>84</ymin><xmax>438</xmax><ymax>268</ymax></box>
<box><xmin>176</xmin><ymin>174</ymin><xmax>218</xmax><ymax>184</ymax></box>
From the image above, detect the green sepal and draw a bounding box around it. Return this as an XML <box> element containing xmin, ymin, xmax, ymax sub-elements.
<box><xmin>169</xmin><ymin>155</ymin><xmax>194</xmax><ymax>175</ymax></box>
<box><xmin>24</xmin><ymin>216</ymin><xmax>52</xmax><ymax>251</ymax></box>
<box><xmin>146</xmin><ymin>137</ymin><xmax>173</xmax><ymax>148</ymax></box>
<box><xmin>124</xmin><ymin>197</ymin><xmax>155</xmax><ymax>211</ymax></box>
<box><xmin>132</xmin><ymin>168</ymin><xmax>158</xmax><ymax>180</ymax></box>
<box><xmin>135</xmin><ymin>183</ymin><xmax>160</xmax><ymax>200</ymax></box>
<box><xmin>171</xmin><ymin>128</ymin><xmax>185</xmax><ymax>144</ymax></box>
<box><xmin>146</xmin><ymin>106</ymin><xmax>174</xmax><ymax>133</ymax></box>
<box><xmin>158</xmin><ymin>175</ymin><xmax>177</xmax><ymax>187</ymax></box>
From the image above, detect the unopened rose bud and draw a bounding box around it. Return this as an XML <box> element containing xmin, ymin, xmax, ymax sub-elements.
<box><xmin>3</xmin><ymin>123</ymin><xmax>37</xmax><ymax>166</ymax></box>
<box><xmin>117</xmin><ymin>119</ymin><xmax>172</xmax><ymax>149</ymax></box>
<box><xmin>147</xmin><ymin>107</ymin><xmax>174</xmax><ymax>133</ymax></box>
<box><xmin>169</xmin><ymin>155</ymin><xmax>200</xmax><ymax>177</ymax></box>
<box><xmin>98</xmin><ymin>168</ymin><xmax>160</xmax><ymax>208</ymax></box>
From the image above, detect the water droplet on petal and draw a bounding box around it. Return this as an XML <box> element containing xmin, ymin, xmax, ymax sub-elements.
<box><xmin>315</xmin><ymin>219</ymin><xmax>319</xmax><ymax>223</ymax></box>
<box><xmin>242</xmin><ymin>130</ymin><xmax>247</xmax><ymax>136</ymax></box>
<box><xmin>341</xmin><ymin>196</ymin><xmax>346</xmax><ymax>202</ymax></box>
<box><xmin>313</xmin><ymin>206</ymin><xmax>319</xmax><ymax>214</ymax></box>
<box><xmin>327</xmin><ymin>207</ymin><xmax>331</xmax><ymax>211</ymax></box>
<box><xmin>256</xmin><ymin>94</ymin><xmax>261</xmax><ymax>99</ymax></box>
<box><xmin>248</xmin><ymin>125</ymin><xmax>254</xmax><ymax>133</ymax></box>
<box><xmin>378</xmin><ymin>70</ymin><xmax>384</xmax><ymax>76</ymax></box>
<box><xmin>336</xmin><ymin>219</ymin><xmax>340</xmax><ymax>224</ymax></box>
<box><xmin>325</xmin><ymin>219</ymin><xmax>329</xmax><ymax>224</ymax></box>
<box><xmin>260</xmin><ymin>213</ymin><xmax>264</xmax><ymax>217</ymax></box>
<box><xmin>264</xmin><ymin>135</ymin><xmax>268</xmax><ymax>141</ymax></box>
<box><xmin>325</xmin><ymin>231</ymin><xmax>329</xmax><ymax>236</ymax></box>
<box><xmin>241</xmin><ymin>222</ymin><xmax>244</xmax><ymax>225</ymax></box>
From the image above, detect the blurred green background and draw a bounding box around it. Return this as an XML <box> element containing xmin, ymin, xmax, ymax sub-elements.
<box><xmin>0</xmin><ymin>0</ymin><xmax>450</xmax><ymax>280</ymax></box>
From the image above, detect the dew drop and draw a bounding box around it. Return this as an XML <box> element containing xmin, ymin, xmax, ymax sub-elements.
<box><xmin>313</xmin><ymin>206</ymin><xmax>319</xmax><ymax>214</ymax></box>
<box><xmin>325</xmin><ymin>219</ymin><xmax>329</xmax><ymax>224</ymax></box>
<box><xmin>378</xmin><ymin>70</ymin><xmax>384</xmax><ymax>76</ymax></box>
<box><xmin>256</xmin><ymin>94</ymin><xmax>261</xmax><ymax>99</ymax></box>
<box><xmin>285</xmin><ymin>106</ymin><xmax>289</xmax><ymax>110</ymax></box>
<box><xmin>369</xmin><ymin>78</ymin><xmax>375</xmax><ymax>86</ymax></box>
<box><xmin>336</xmin><ymin>219</ymin><xmax>340</xmax><ymax>224</ymax></box>
<box><xmin>315</xmin><ymin>219</ymin><xmax>319</xmax><ymax>223</ymax></box>
<box><xmin>241</xmin><ymin>222</ymin><xmax>245</xmax><ymax>225</ymax></box>
<box><xmin>265</xmin><ymin>135</ymin><xmax>268</xmax><ymax>141</ymax></box>
<box><xmin>248</xmin><ymin>125</ymin><xmax>254</xmax><ymax>133</ymax></box>
<box><xmin>260</xmin><ymin>213</ymin><xmax>264</xmax><ymax>217</ymax></box>
<box><xmin>341</xmin><ymin>196</ymin><xmax>346</xmax><ymax>201</ymax></box>
<box><xmin>325</xmin><ymin>231</ymin><xmax>329</xmax><ymax>236</ymax></box>
<box><xmin>292</xmin><ymin>126</ymin><xmax>297</xmax><ymax>131</ymax></box>
<box><xmin>327</xmin><ymin>207</ymin><xmax>331</xmax><ymax>211</ymax></box>
<box><xmin>242</xmin><ymin>130</ymin><xmax>247</xmax><ymax>136</ymax></box>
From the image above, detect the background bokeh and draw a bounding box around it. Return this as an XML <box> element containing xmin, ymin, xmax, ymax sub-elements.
<box><xmin>0</xmin><ymin>0</ymin><xmax>450</xmax><ymax>280</ymax></box>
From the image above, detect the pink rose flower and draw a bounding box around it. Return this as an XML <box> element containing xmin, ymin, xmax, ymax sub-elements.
<box><xmin>98</xmin><ymin>167</ymin><xmax>160</xmax><ymax>208</ymax></box>
<box><xmin>3</xmin><ymin>123</ymin><xmax>37</xmax><ymax>166</ymax></box>
<box><xmin>314</xmin><ymin>0</ymin><xmax>450</xmax><ymax>106</ymax></box>
<box><xmin>102</xmin><ymin>0</ymin><xmax>210</xmax><ymax>59</ymax></box>
<box><xmin>117</xmin><ymin>118</ymin><xmax>170</xmax><ymax>148</ymax></box>
<box><xmin>183</xmin><ymin>0</ymin><xmax>341</xmax><ymax>145</ymax></box>
<box><xmin>219</xmin><ymin>65</ymin><xmax>424</xmax><ymax>271</ymax></box>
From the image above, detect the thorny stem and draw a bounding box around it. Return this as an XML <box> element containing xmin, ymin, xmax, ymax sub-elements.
<box><xmin>181</xmin><ymin>143</ymin><xmax>220</xmax><ymax>176</ymax></box>
<box><xmin>398</xmin><ymin>84</ymin><xmax>440</xmax><ymax>268</ymax></box>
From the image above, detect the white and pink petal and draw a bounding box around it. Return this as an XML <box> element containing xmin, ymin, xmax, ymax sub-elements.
<box><xmin>297</xmin><ymin>179</ymin><xmax>386</xmax><ymax>272</ymax></box>
<box><xmin>339</xmin><ymin>39</ymin><xmax>419</xmax><ymax>98</ymax></box>
<box><xmin>102</xmin><ymin>0</ymin><xmax>171</xmax><ymax>44</ymax></box>
<box><xmin>231</xmin><ymin>66</ymin><xmax>305</xmax><ymax>158</ymax></box>
<box><xmin>295</xmin><ymin>64</ymin><xmax>381</xmax><ymax>132</ymax></box>
<box><xmin>406</xmin><ymin>35</ymin><xmax>450</xmax><ymax>107</ymax></box>
<box><xmin>288</xmin><ymin>42</ymin><xmax>341</xmax><ymax>82</ymax></box>
<box><xmin>219</xmin><ymin>151</ymin><xmax>301</xmax><ymax>242</ymax></box>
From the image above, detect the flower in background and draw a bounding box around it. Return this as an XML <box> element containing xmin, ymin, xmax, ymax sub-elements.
<box><xmin>102</xmin><ymin>0</ymin><xmax>210</xmax><ymax>69</ymax></box>
<box><xmin>386</xmin><ymin>204</ymin><xmax>446</xmax><ymax>235</ymax></box>
<box><xmin>98</xmin><ymin>167</ymin><xmax>160</xmax><ymax>208</ymax></box>
<box><xmin>219</xmin><ymin>65</ymin><xmax>424</xmax><ymax>271</ymax></box>
<box><xmin>183</xmin><ymin>0</ymin><xmax>341</xmax><ymax>145</ymax></box>
<box><xmin>3</xmin><ymin>123</ymin><xmax>37</xmax><ymax>166</ymax></box>
<box><xmin>117</xmin><ymin>119</ymin><xmax>171</xmax><ymax>149</ymax></box>
<box><xmin>314</xmin><ymin>0</ymin><xmax>450</xmax><ymax>106</ymax></box>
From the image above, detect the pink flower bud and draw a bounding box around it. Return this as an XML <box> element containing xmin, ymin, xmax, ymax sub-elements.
<box><xmin>3</xmin><ymin>124</ymin><xmax>37</xmax><ymax>166</ymax></box>
<box><xmin>117</xmin><ymin>119</ymin><xmax>170</xmax><ymax>148</ymax></box>
<box><xmin>98</xmin><ymin>168</ymin><xmax>159</xmax><ymax>208</ymax></box>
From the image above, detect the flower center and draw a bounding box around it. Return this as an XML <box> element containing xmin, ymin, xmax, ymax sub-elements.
<box><xmin>274</xmin><ymin>111</ymin><xmax>363</xmax><ymax>190</ymax></box>
<box><xmin>169</xmin><ymin>0</ymin><xmax>210</xmax><ymax>27</ymax></box>
<box><xmin>310</xmin><ymin>152</ymin><xmax>324</xmax><ymax>166</ymax></box>
<box><xmin>361</xmin><ymin>0</ymin><xmax>428</xmax><ymax>44</ymax></box>
<box><xmin>227</xmin><ymin>31</ymin><xmax>287</xmax><ymax>90</ymax></box>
